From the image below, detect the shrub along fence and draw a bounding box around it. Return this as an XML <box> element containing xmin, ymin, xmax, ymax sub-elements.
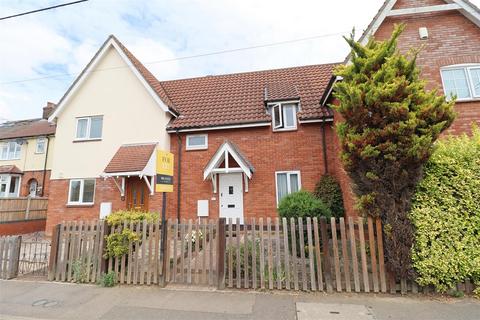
<box><xmin>45</xmin><ymin>217</ymin><xmax>475</xmax><ymax>294</ymax></box>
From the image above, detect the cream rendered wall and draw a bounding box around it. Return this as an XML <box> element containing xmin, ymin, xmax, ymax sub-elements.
<box><xmin>0</xmin><ymin>136</ymin><xmax>54</xmax><ymax>171</ymax></box>
<box><xmin>51</xmin><ymin>46</ymin><xmax>172</xmax><ymax>180</ymax></box>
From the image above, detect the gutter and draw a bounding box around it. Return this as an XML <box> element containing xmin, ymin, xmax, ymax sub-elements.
<box><xmin>176</xmin><ymin>130</ymin><xmax>182</xmax><ymax>222</ymax></box>
<box><xmin>41</xmin><ymin>136</ymin><xmax>50</xmax><ymax>197</ymax></box>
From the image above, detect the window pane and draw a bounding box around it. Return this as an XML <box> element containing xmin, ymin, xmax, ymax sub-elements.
<box><xmin>283</xmin><ymin>105</ymin><xmax>296</xmax><ymax>128</ymax></box>
<box><xmin>0</xmin><ymin>144</ymin><xmax>8</xmax><ymax>160</ymax></box>
<box><xmin>442</xmin><ymin>69</ymin><xmax>471</xmax><ymax>99</ymax></box>
<box><xmin>9</xmin><ymin>177</ymin><xmax>18</xmax><ymax>194</ymax></box>
<box><xmin>36</xmin><ymin>138</ymin><xmax>45</xmax><ymax>153</ymax></box>
<box><xmin>276</xmin><ymin>173</ymin><xmax>288</xmax><ymax>203</ymax></box>
<box><xmin>273</xmin><ymin>105</ymin><xmax>282</xmax><ymax>128</ymax></box>
<box><xmin>82</xmin><ymin>179</ymin><xmax>95</xmax><ymax>203</ymax></box>
<box><xmin>69</xmin><ymin>181</ymin><xmax>81</xmax><ymax>202</ymax></box>
<box><xmin>188</xmin><ymin>136</ymin><xmax>206</xmax><ymax>147</ymax></box>
<box><xmin>76</xmin><ymin>119</ymin><xmax>88</xmax><ymax>139</ymax></box>
<box><xmin>290</xmin><ymin>173</ymin><xmax>299</xmax><ymax>193</ymax></box>
<box><xmin>8</xmin><ymin>142</ymin><xmax>20</xmax><ymax>159</ymax></box>
<box><xmin>471</xmin><ymin>68</ymin><xmax>480</xmax><ymax>96</ymax></box>
<box><xmin>90</xmin><ymin>117</ymin><xmax>103</xmax><ymax>139</ymax></box>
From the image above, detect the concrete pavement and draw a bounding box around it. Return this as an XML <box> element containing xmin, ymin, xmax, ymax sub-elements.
<box><xmin>0</xmin><ymin>280</ymin><xmax>479</xmax><ymax>320</ymax></box>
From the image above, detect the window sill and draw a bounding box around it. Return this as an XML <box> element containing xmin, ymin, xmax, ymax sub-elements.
<box><xmin>186</xmin><ymin>147</ymin><xmax>208</xmax><ymax>151</ymax></box>
<box><xmin>73</xmin><ymin>138</ymin><xmax>102</xmax><ymax>143</ymax></box>
<box><xmin>273</xmin><ymin>127</ymin><xmax>298</xmax><ymax>132</ymax></box>
<box><xmin>66</xmin><ymin>203</ymin><xmax>94</xmax><ymax>208</ymax></box>
<box><xmin>454</xmin><ymin>97</ymin><xmax>480</xmax><ymax>103</ymax></box>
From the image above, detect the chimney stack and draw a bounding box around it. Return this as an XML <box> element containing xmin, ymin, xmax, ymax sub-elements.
<box><xmin>42</xmin><ymin>102</ymin><xmax>56</xmax><ymax>119</ymax></box>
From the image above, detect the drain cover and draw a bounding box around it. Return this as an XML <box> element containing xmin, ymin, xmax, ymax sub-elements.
<box><xmin>32</xmin><ymin>299</ymin><xmax>59</xmax><ymax>308</ymax></box>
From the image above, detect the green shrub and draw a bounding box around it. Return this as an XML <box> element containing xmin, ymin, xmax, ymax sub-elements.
<box><xmin>104</xmin><ymin>210</ymin><xmax>158</xmax><ymax>259</ymax></box>
<box><xmin>104</xmin><ymin>228</ymin><xmax>139</xmax><ymax>258</ymax></box>
<box><xmin>313</xmin><ymin>175</ymin><xmax>345</xmax><ymax>218</ymax></box>
<box><xmin>72</xmin><ymin>260</ymin><xmax>89</xmax><ymax>283</ymax></box>
<box><xmin>106</xmin><ymin>210</ymin><xmax>159</xmax><ymax>227</ymax></box>
<box><xmin>410</xmin><ymin>127</ymin><xmax>480</xmax><ymax>293</ymax></box>
<box><xmin>98</xmin><ymin>271</ymin><xmax>117</xmax><ymax>287</ymax></box>
<box><xmin>278</xmin><ymin>190</ymin><xmax>332</xmax><ymax>220</ymax></box>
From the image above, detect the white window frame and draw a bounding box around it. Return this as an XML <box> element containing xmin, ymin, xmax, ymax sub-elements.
<box><xmin>275</xmin><ymin>170</ymin><xmax>301</xmax><ymax>206</ymax></box>
<box><xmin>0</xmin><ymin>174</ymin><xmax>21</xmax><ymax>198</ymax></box>
<box><xmin>67</xmin><ymin>179</ymin><xmax>96</xmax><ymax>205</ymax></box>
<box><xmin>0</xmin><ymin>141</ymin><xmax>21</xmax><ymax>160</ymax></box>
<box><xmin>268</xmin><ymin>101</ymin><xmax>298</xmax><ymax>132</ymax></box>
<box><xmin>440</xmin><ymin>64</ymin><xmax>480</xmax><ymax>101</ymax></box>
<box><xmin>35</xmin><ymin>137</ymin><xmax>46</xmax><ymax>154</ymax></box>
<box><xmin>186</xmin><ymin>134</ymin><xmax>208</xmax><ymax>150</ymax></box>
<box><xmin>75</xmin><ymin>116</ymin><xmax>103</xmax><ymax>141</ymax></box>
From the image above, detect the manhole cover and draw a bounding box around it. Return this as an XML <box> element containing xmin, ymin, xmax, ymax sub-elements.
<box><xmin>32</xmin><ymin>299</ymin><xmax>59</xmax><ymax>308</ymax></box>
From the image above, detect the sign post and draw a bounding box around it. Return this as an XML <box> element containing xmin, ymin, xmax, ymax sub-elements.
<box><xmin>156</xmin><ymin>150</ymin><xmax>174</xmax><ymax>286</ymax></box>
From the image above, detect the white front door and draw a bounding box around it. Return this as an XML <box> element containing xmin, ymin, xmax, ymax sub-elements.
<box><xmin>219</xmin><ymin>173</ymin><xmax>244</xmax><ymax>223</ymax></box>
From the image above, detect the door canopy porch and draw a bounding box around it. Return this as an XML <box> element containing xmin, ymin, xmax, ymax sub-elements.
<box><xmin>203</xmin><ymin>140</ymin><xmax>254</xmax><ymax>193</ymax></box>
<box><xmin>102</xmin><ymin>143</ymin><xmax>157</xmax><ymax>196</ymax></box>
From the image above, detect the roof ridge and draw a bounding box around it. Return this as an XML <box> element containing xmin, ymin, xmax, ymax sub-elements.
<box><xmin>160</xmin><ymin>62</ymin><xmax>341</xmax><ymax>84</ymax></box>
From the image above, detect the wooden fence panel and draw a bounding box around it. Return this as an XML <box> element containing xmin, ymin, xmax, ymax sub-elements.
<box><xmin>0</xmin><ymin>197</ymin><xmax>48</xmax><ymax>222</ymax></box>
<box><xmin>0</xmin><ymin>236</ymin><xmax>21</xmax><ymax>279</ymax></box>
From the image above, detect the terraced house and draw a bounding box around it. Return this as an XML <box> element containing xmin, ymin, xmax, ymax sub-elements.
<box><xmin>20</xmin><ymin>0</ymin><xmax>480</xmax><ymax>234</ymax></box>
<box><xmin>0</xmin><ymin>104</ymin><xmax>56</xmax><ymax>198</ymax></box>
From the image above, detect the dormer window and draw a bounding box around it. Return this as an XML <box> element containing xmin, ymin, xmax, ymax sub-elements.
<box><xmin>270</xmin><ymin>102</ymin><xmax>298</xmax><ymax>131</ymax></box>
<box><xmin>441</xmin><ymin>64</ymin><xmax>480</xmax><ymax>100</ymax></box>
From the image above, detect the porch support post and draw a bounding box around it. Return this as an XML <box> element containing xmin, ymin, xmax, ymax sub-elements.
<box><xmin>143</xmin><ymin>176</ymin><xmax>154</xmax><ymax>195</ymax></box>
<box><xmin>243</xmin><ymin>173</ymin><xmax>249</xmax><ymax>192</ymax></box>
<box><xmin>112</xmin><ymin>177</ymin><xmax>125</xmax><ymax>197</ymax></box>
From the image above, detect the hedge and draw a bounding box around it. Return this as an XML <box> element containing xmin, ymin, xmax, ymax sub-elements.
<box><xmin>410</xmin><ymin>127</ymin><xmax>480</xmax><ymax>294</ymax></box>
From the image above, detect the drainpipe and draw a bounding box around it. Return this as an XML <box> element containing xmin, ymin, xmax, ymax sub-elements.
<box><xmin>176</xmin><ymin>130</ymin><xmax>182</xmax><ymax>222</ymax></box>
<box><xmin>321</xmin><ymin>115</ymin><xmax>329</xmax><ymax>175</ymax></box>
<box><xmin>41</xmin><ymin>136</ymin><xmax>50</xmax><ymax>197</ymax></box>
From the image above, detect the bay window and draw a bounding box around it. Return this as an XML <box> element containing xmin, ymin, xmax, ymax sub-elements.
<box><xmin>0</xmin><ymin>175</ymin><xmax>21</xmax><ymax>197</ymax></box>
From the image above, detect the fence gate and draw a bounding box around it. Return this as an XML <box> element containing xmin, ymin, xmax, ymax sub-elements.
<box><xmin>17</xmin><ymin>233</ymin><xmax>51</xmax><ymax>278</ymax></box>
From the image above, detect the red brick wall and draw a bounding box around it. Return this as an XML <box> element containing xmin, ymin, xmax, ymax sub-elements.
<box><xmin>45</xmin><ymin>177</ymin><xmax>169</xmax><ymax>235</ymax></box>
<box><xmin>167</xmin><ymin>123</ymin><xmax>339</xmax><ymax>221</ymax></box>
<box><xmin>374</xmin><ymin>9</ymin><xmax>480</xmax><ymax>135</ymax></box>
<box><xmin>393</xmin><ymin>0</ymin><xmax>445</xmax><ymax>9</ymax></box>
<box><xmin>20</xmin><ymin>170</ymin><xmax>51</xmax><ymax>197</ymax></box>
<box><xmin>0</xmin><ymin>219</ymin><xmax>46</xmax><ymax>236</ymax></box>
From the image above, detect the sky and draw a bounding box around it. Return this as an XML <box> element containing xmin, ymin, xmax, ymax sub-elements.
<box><xmin>0</xmin><ymin>0</ymin><xmax>479</xmax><ymax>121</ymax></box>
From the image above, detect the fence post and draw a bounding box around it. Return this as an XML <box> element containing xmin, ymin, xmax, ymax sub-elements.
<box><xmin>48</xmin><ymin>224</ymin><xmax>61</xmax><ymax>281</ymax></box>
<box><xmin>217</xmin><ymin>218</ymin><xmax>226</xmax><ymax>289</ymax></box>
<box><xmin>100</xmin><ymin>220</ymin><xmax>109</xmax><ymax>275</ymax></box>
<box><xmin>25</xmin><ymin>197</ymin><xmax>31</xmax><ymax>220</ymax></box>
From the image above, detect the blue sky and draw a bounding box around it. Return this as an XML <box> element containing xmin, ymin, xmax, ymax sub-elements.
<box><xmin>1</xmin><ymin>0</ymin><xmax>479</xmax><ymax>121</ymax></box>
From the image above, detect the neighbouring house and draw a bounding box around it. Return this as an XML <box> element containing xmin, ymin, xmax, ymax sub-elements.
<box><xmin>43</xmin><ymin>0</ymin><xmax>480</xmax><ymax>234</ymax></box>
<box><xmin>0</xmin><ymin>103</ymin><xmax>56</xmax><ymax>198</ymax></box>
<box><xmin>321</xmin><ymin>0</ymin><xmax>480</xmax><ymax>215</ymax></box>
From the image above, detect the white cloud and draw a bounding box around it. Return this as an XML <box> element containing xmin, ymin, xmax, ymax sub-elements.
<box><xmin>0</xmin><ymin>0</ymin><xmax>479</xmax><ymax>120</ymax></box>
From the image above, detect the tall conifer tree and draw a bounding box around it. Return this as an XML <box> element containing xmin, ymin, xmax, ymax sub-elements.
<box><xmin>333</xmin><ymin>24</ymin><xmax>455</xmax><ymax>278</ymax></box>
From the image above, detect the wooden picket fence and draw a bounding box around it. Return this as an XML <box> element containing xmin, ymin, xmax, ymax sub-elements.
<box><xmin>164</xmin><ymin>219</ymin><xmax>220</xmax><ymax>285</ymax></box>
<box><xmin>45</xmin><ymin>217</ymin><xmax>475</xmax><ymax>295</ymax></box>
<box><xmin>0</xmin><ymin>236</ymin><xmax>22</xmax><ymax>279</ymax></box>
<box><xmin>0</xmin><ymin>197</ymin><xmax>48</xmax><ymax>222</ymax></box>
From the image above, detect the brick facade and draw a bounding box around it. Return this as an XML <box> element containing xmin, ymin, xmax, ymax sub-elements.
<box><xmin>167</xmin><ymin>123</ymin><xmax>340</xmax><ymax>221</ymax></box>
<box><xmin>374</xmin><ymin>2</ymin><xmax>480</xmax><ymax>135</ymax></box>
<box><xmin>19</xmin><ymin>170</ymin><xmax>51</xmax><ymax>197</ymax></box>
<box><xmin>0</xmin><ymin>219</ymin><xmax>46</xmax><ymax>236</ymax></box>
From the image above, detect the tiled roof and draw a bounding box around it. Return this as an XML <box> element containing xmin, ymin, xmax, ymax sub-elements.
<box><xmin>264</xmin><ymin>82</ymin><xmax>299</xmax><ymax>102</ymax></box>
<box><xmin>104</xmin><ymin>143</ymin><xmax>156</xmax><ymax>173</ymax></box>
<box><xmin>0</xmin><ymin>119</ymin><xmax>55</xmax><ymax>140</ymax></box>
<box><xmin>0</xmin><ymin>165</ymin><xmax>23</xmax><ymax>174</ymax></box>
<box><xmin>161</xmin><ymin>63</ymin><xmax>338</xmax><ymax>129</ymax></box>
<box><xmin>111</xmin><ymin>36</ymin><xmax>179</xmax><ymax>115</ymax></box>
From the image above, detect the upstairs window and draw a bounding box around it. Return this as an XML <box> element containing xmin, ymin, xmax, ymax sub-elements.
<box><xmin>186</xmin><ymin>134</ymin><xmax>208</xmax><ymax>150</ymax></box>
<box><xmin>0</xmin><ymin>141</ymin><xmax>21</xmax><ymax>160</ymax></box>
<box><xmin>36</xmin><ymin>137</ymin><xmax>46</xmax><ymax>154</ymax></box>
<box><xmin>75</xmin><ymin>116</ymin><xmax>103</xmax><ymax>140</ymax></box>
<box><xmin>270</xmin><ymin>102</ymin><xmax>298</xmax><ymax>131</ymax></box>
<box><xmin>441</xmin><ymin>65</ymin><xmax>480</xmax><ymax>100</ymax></box>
